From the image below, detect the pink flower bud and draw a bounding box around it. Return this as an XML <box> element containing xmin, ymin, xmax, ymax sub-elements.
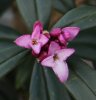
<box><xmin>50</xmin><ymin>28</ymin><xmax>61</xmax><ymax>37</ymax></box>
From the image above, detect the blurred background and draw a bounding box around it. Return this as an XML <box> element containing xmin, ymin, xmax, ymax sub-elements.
<box><xmin>0</xmin><ymin>0</ymin><xmax>96</xmax><ymax>33</ymax></box>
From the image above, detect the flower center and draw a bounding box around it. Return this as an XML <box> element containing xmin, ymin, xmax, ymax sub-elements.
<box><xmin>53</xmin><ymin>54</ymin><xmax>59</xmax><ymax>61</ymax></box>
<box><xmin>32</xmin><ymin>39</ymin><xmax>38</xmax><ymax>45</ymax></box>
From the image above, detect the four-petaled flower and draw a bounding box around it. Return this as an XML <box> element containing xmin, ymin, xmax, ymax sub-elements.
<box><xmin>41</xmin><ymin>42</ymin><xmax>75</xmax><ymax>82</ymax></box>
<box><xmin>14</xmin><ymin>21</ymin><xmax>80</xmax><ymax>83</ymax></box>
<box><xmin>14</xmin><ymin>21</ymin><xmax>49</xmax><ymax>54</ymax></box>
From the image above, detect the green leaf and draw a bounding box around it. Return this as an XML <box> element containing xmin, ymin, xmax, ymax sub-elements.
<box><xmin>0</xmin><ymin>45</ymin><xmax>24</xmax><ymax>64</ymax></box>
<box><xmin>0</xmin><ymin>0</ymin><xmax>13</xmax><ymax>15</ymax></box>
<box><xmin>71</xmin><ymin>14</ymin><xmax>96</xmax><ymax>30</ymax></box>
<box><xmin>44</xmin><ymin>68</ymin><xmax>71</xmax><ymax>100</ymax></box>
<box><xmin>0</xmin><ymin>80</ymin><xmax>18</xmax><ymax>100</ymax></box>
<box><xmin>16</xmin><ymin>54</ymin><xmax>35</xmax><ymax>89</ymax></box>
<box><xmin>53</xmin><ymin>5</ymin><xmax>96</xmax><ymax>30</ymax></box>
<box><xmin>65</xmin><ymin>71</ymin><xmax>96</xmax><ymax>100</ymax></box>
<box><xmin>29</xmin><ymin>62</ymin><xmax>48</xmax><ymax>100</ymax></box>
<box><xmin>17</xmin><ymin>0</ymin><xmax>52</xmax><ymax>29</ymax></box>
<box><xmin>29</xmin><ymin>62</ymin><xmax>71</xmax><ymax>100</ymax></box>
<box><xmin>68</xmin><ymin>28</ymin><xmax>96</xmax><ymax>61</ymax></box>
<box><xmin>69</xmin><ymin>57</ymin><xmax>96</xmax><ymax>95</ymax></box>
<box><xmin>53</xmin><ymin>0</ymin><xmax>75</xmax><ymax>13</ymax></box>
<box><xmin>0</xmin><ymin>25</ymin><xmax>28</xmax><ymax>77</ymax></box>
<box><xmin>0</xmin><ymin>25</ymin><xmax>24</xmax><ymax>63</ymax></box>
<box><xmin>53</xmin><ymin>0</ymin><xmax>68</xmax><ymax>13</ymax></box>
<box><xmin>0</xmin><ymin>25</ymin><xmax>20</xmax><ymax>40</ymax></box>
<box><xmin>71</xmin><ymin>28</ymin><xmax>96</xmax><ymax>45</ymax></box>
<box><xmin>62</xmin><ymin>0</ymin><xmax>75</xmax><ymax>9</ymax></box>
<box><xmin>30</xmin><ymin>62</ymin><xmax>96</xmax><ymax>100</ymax></box>
<box><xmin>71</xmin><ymin>44</ymin><xmax>96</xmax><ymax>61</ymax></box>
<box><xmin>0</xmin><ymin>50</ymin><xmax>28</xmax><ymax>78</ymax></box>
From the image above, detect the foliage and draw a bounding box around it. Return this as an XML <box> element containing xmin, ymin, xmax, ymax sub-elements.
<box><xmin>0</xmin><ymin>0</ymin><xmax>96</xmax><ymax>100</ymax></box>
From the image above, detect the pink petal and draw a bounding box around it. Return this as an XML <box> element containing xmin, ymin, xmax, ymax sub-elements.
<box><xmin>50</xmin><ymin>28</ymin><xmax>61</xmax><ymax>37</ymax></box>
<box><xmin>41</xmin><ymin>55</ymin><xmax>55</xmax><ymax>67</ymax></box>
<box><xmin>56</xmin><ymin>48</ymin><xmax>75</xmax><ymax>61</ymax></box>
<box><xmin>39</xmin><ymin>34</ymin><xmax>49</xmax><ymax>46</ymax></box>
<box><xmin>58</xmin><ymin>34</ymin><xmax>66</xmax><ymax>45</ymax></box>
<box><xmin>31</xmin><ymin>25</ymin><xmax>41</xmax><ymax>39</ymax></box>
<box><xmin>14</xmin><ymin>35</ymin><xmax>31</xmax><ymax>49</ymax></box>
<box><xmin>31</xmin><ymin>43</ymin><xmax>41</xmax><ymax>54</ymax></box>
<box><xmin>62</xmin><ymin>27</ymin><xmax>80</xmax><ymax>41</ymax></box>
<box><xmin>53</xmin><ymin>61</ymin><xmax>69</xmax><ymax>83</ymax></box>
<box><xmin>48</xmin><ymin>41</ymin><xmax>61</xmax><ymax>56</ymax></box>
<box><xmin>33</xmin><ymin>21</ymin><xmax>43</xmax><ymax>31</ymax></box>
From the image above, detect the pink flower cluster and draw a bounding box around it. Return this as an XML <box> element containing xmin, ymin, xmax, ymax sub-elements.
<box><xmin>14</xmin><ymin>21</ymin><xmax>80</xmax><ymax>83</ymax></box>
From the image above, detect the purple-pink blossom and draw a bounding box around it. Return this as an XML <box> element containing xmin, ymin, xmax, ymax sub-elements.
<box><xmin>14</xmin><ymin>21</ymin><xmax>49</xmax><ymax>54</ymax></box>
<box><xmin>14</xmin><ymin>21</ymin><xmax>80</xmax><ymax>83</ymax></box>
<box><xmin>41</xmin><ymin>42</ymin><xmax>75</xmax><ymax>82</ymax></box>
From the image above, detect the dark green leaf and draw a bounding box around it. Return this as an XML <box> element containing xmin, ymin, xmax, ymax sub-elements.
<box><xmin>0</xmin><ymin>25</ymin><xmax>20</xmax><ymax>40</ymax></box>
<box><xmin>0</xmin><ymin>50</ymin><xmax>28</xmax><ymax>78</ymax></box>
<box><xmin>68</xmin><ymin>28</ymin><xmax>96</xmax><ymax>61</ymax></box>
<box><xmin>17</xmin><ymin>0</ymin><xmax>52</xmax><ymax>29</ymax></box>
<box><xmin>0</xmin><ymin>80</ymin><xmax>18</xmax><ymax>100</ymax></box>
<box><xmin>29</xmin><ymin>62</ymin><xmax>71</xmax><ymax>100</ymax></box>
<box><xmin>53</xmin><ymin>5</ymin><xmax>96</xmax><ymax>30</ymax></box>
<box><xmin>16</xmin><ymin>54</ymin><xmax>35</xmax><ymax>89</ymax></box>
<box><xmin>62</xmin><ymin>0</ymin><xmax>75</xmax><ymax>9</ymax></box>
<box><xmin>0</xmin><ymin>45</ymin><xmax>24</xmax><ymax>64</ymax></box>
<box><xmin>69</xmin><ymin>43</ymin><xmax>96</xmax><ymax>61</ymax></box>
<box><xmin>71</xmin><ymin>14</ymin><xmax>96</xmax><ymax>30</ymax></box>
<box><xmin>53</xmin><ymin>0</ymin><xmax>75</xmax><ymax>13</ymax></box>
<box><xmin>71</xmin><ymin>28</ymin><xmax>96</xmax><ymax>45</ymax></box>
<box><xmin>69</xmin><ymin>57</ymin><xmax>96</xmax><ymax>95</ymax></box>
<box><xmin>44</xmin><ymin>68</ymin><xmax>71</xmax><ymax>100</ymax></box>
<box><xmin>29</xmin><ymin>62</ymin><xmax>48</xmax><ymax>100</ymax></box>
<box><xmin>0</xmin><ymin>0</ymin><xmax>13</xmax><ymax>15</ymax></box>
<box><xmin>0</xmin><ymin>25</ymin><xmax>28</xmax><ymax>77</ymax></box>
<box><xmin>65</xmin><ymin>71</ymin><xmax>96</xmax><ymax>100</ymax></box>
<box><xmin>53</xmin><ymin>0</ymin><xmax>68</xmax><ymax>13</ymax></box>
<box><xmin>0</xmin><ymin>25</ymin><xmax>24</xmax><ymax>64</ymax></box>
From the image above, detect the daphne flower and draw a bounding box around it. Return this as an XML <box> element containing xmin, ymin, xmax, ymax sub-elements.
<box><xmin>41</xmin><ymin>42</ymin><xmax>75</xmax><ymax>83</ymax></box>
<box><xmin>14</xmin><ymin>21</ymin><xmax>49</xmax><ymax>54</ymax></box>
<box><xmin>14</xmin><ymin>21</ymin><xmax>80</xmax><ymax>83</ymax></box>
<box><xmin>50</xmin><ymin>28</ymin><xmax>61</xmax><ymax>37</ymax></box>
<box><xmin>62</xmin><ymin>27</ymin><xmax>80</xmax><ymax>41</ymax></box>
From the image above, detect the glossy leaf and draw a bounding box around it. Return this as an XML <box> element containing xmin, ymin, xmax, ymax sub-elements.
<box><xmin>17</xmin><ymin>0</ymin><xmax>52</xmax><ymax>29</ymax></box>
<box><xmin>68</xmin><ymin>28</ymin><xmax>96</xmax><ymax>61</ymax></box>
<box><xmin>65</xmin><ymin>71</ymin><xmax>96</xmax><ymax>100</ymax></box>
<box><xmin>69</xmin><ymin>57</ymin><xmax>96</xmax><ymax>95</ymax></box>
<box><xmin>53</xmin><ymin>5</ymin><xmax>96</xmax><ymax>30</ymax></box>
<box><xmin>53</xmin><ymin>0</ymin><xmax>68</xmax><ymax>13</ymax></box>
<box><xmin>29</xmin><ymin>62</ymin><xmax>71</xmax><ymax>100</ymax></box>
<box><xmin>0</xmin><ymin>25</ymin><xmax>20</xmax><ymax>40</ymax></box>
<box><xmin>0</xmin><ymin>25</ymin><xmax>24</xmax><ymax>64</ymax></box>
<box><xmin>0</xmin><ymin>25</ymin><xmax>28</xmax><ymax>77</ymax></box>
<box><xmin>44</xmin><ymin>68</ymin><xmax>71</xmax><ymax>100</ymax></box>
<box><xmin>53</xmin><ymin>0</ymin><xmax>75</xmax><ymax>13</ymax></box>
<box><xmin>71</xmin><ymin>28</ymin><xmax>96</xmax><ymax>45</ymax></box>
<box><xmin>29</xmin><ymin>62</ymin><xmax>48</xmax><ymax>100</ymax></box>
<box><xmin>0</xmin><ymin>45</ymin><xmax>24</xmax><ymax>64</ymax></box>
<box><xmin>16</xmin><ymin>54</ymin><xmax>35</xmax><ymax>88</ymax></box>
<box><xmin>0</xmin><ymin>50</ymin><xmax>28</xmax><ymax>78</ymax></box>
<box><xmin>62</xmin><ymin>0</ymin><xmax>75</xmax><ymax>9</ymax></box>
<box><xmin>70</xmin><ymin>44</ymin><xmax>96</xmax><ymax>61</ymax></box>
